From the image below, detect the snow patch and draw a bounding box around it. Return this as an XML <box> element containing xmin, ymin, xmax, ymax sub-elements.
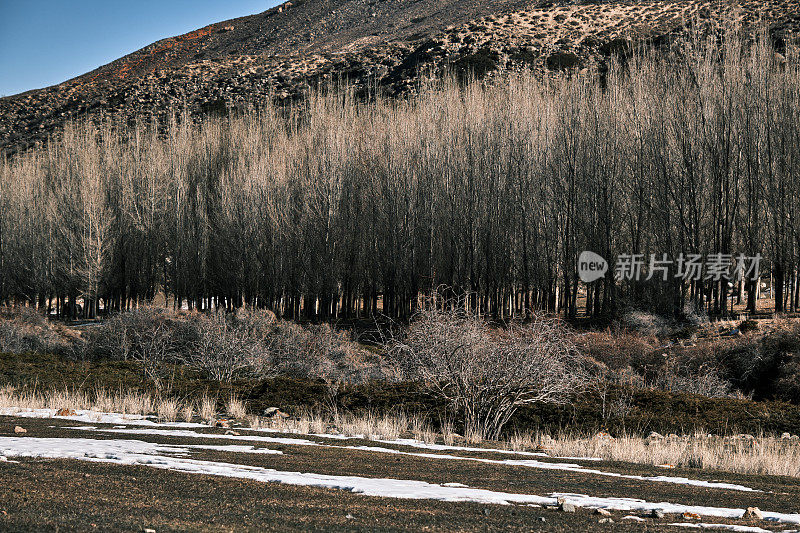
<box><xmin>622</xmin><ymin>515</ymin><xmax>647</xmax><ymax>522</ymax></box>
<box><xmin>68</xmin><ymin>426</ymin><xmax>318</xmax><ymax>447</ymax></box>
<box><xmin>183</xmin><ymin>444</ymin><xmax>283</xmax><ymax>455</ymax></box>
<box><xmin>75</xmin><ymin>426</ymin><xmax>759</xmax><ymax>493</ymax></box>
<box><xmin>668</xmin><ymin>523</ymin><xmax>773</xmax><ymax>532</ymax></box>
<box><xmin>375</xmin><ymin>437</ymin><xmax>551</xmax><ymax>457</ymax></box>
<box><xmin>1</xmin><ymin>407</ymin><xmax>207</xmax><ymax>428</ymax></box>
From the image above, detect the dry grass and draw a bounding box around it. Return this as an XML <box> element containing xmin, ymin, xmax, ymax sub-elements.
<box><xmin>156</xmin><ymin>398</ymin><xmax>180</xmax><ymax>422</ymax></box>
<box><xmin>0</xmin><ymin>385</ymin><xmax>155</xmax><ymax>416</ymax></box>
<box><xmin>256</xmin><ymin>410</ymin><xmax>800</xmax><ymax>477</ymax></box>
<box><xmin>527</xmin><ymin>432</ymin><xmax>800</xmax><ymax>477</ymax></box>
<box><xmin>104</xmin><ymin>389</ymin><xmax>155</xmax><ymax>415</ymax></box>
<box><xmin>307</xmin><ymin>410</ymin><xmax>328</xmax><ymax>434</ymax></box>
<box><xmin>198</xmin><ymin>395</ymin><xmax>217</xmax><ymax>422</ymax></box>
<box><xmin>225</xmin><ymin>395</ymin><xmax>247</xmax><ymax>419</ymax></box>
<box><xmin>264</xmin><ymin>409</ymin><xmax>411</xmax><ymax>441</ymax></box>
<box><xmin>0</xmin><ymin>386</ymin><xmax>193</xmax><ymax>425</ymax></box>
<box><xmin>409</xmin><ymin>414</ymin><xmax>438</xmax><ymax>444</ymax></box>
<box><xmin>246</xmin><ymin>414</ymin><xmax>262</xmax><ymax>429</ymax></box>
<box><xmin>119</xmin><ymin>392</ymin><xmax>154</xmax><ymax>416</ymax></box>
<box><xmin>506</xmin><ymin>430</ymin><xmax>536</xmax><ymax>452</ymax></box>
<box><xmin>440</xmin><ymin>419</ymin><xmax>458</xmax><ymax>446</ymax></box>
<box><xmin>338</xmin><ymin>412</ymin><xmax>408</xmax><ymax>440</ymax></box>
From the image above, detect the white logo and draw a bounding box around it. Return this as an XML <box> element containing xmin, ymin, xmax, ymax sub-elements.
<box><xmin>578</xmin><ymin>251</ymin><xmax>608</xmax><ymax>283</ymax></box>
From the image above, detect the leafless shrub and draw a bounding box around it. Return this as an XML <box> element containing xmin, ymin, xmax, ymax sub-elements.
<box><xmin>0</xmin><ymin>306</ymin><xmax>48</xmax><ymax>328</ymax></box>
<box><xmin>181</xmin><ymin>311</ymin><xmax>268</xmax><ymax>382</ymax></box>
<box><xmin>86</xmin><ymin>307</ymin><xmax>177</xmax><ymax>389</ymax></box>
<box><xmin>0</xmin><ymin>307</ymin><xmax>75</xmax><ymax>355</ymax></box>
<box><xmin>388</xmin><ymin>308</ymin><xmax>585</xmax><ymax>440</ymax></box>
<box><xmin>585</xmin><ymin>362</ymin><xmax>643</xmax><ymax>421</ymax></box>
<box><xmin>621</xmin><ymin>310</ymin><xmax>672</xmax><ymax>337</ymax></box>
<box><xmin>233</xmin><ymin>307</ymin><xmax>277</xmax><ymax>341</ymax></box>
<box><xmin>656</xmin><ymin>358</ymin><xmax>734</xmax><ymax>398</ymax></box>
<box><xmin>265</xmin><ymin>321</ymin><xmax>394</xmax><ymax>383</ymax></box>
<box><xmin>682</xmin><ymin>301</ymin><xmax>709</xmax><ymax>326</ymax></box>
<box><xmin>577</xmin><ymin>330</ymin><xmax>659</xmax><ymax>371</ymax></box>
<box><xmin>84</xmin><ymin>307</ymin><xmax>387</xmax><ymax>384</ymax></box>
<box><xmin>265</xmin><ymin>321</ymin><xmax>329</xmax><ymax>378</ymax></box>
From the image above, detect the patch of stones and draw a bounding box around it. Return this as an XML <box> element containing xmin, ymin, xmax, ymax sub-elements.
<box><xmin>551</xmin><ymin>496</ymin><xmax>772</xmax><ymax>528</ymax></box>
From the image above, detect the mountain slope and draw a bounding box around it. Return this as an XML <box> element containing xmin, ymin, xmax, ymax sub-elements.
<box><xmin>1</xmin><ymin>0</ymin><xmax>798</xmax><ymax>155</ymax></box>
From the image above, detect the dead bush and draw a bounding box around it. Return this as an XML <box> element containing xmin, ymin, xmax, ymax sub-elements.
<box><xmin>85</xmin><ymin>307</ymin><xmax>394</xmax><ymax>384</ymax></box>
<box><xmin>233</xmin><ymin>307</ymin><xmax>277</xmax><ymax>341</ymax></box>
<box><xmin>681</xmin><ymin>301</ymin><xmax>709</xmax><ymax>326</ymax></box>
<box><xmin>0</xmin><ymin>306</ymin><xmax>75</xmax><ymax>355</ymax></box>
<box><xmin>180</xmin><ymin>311</ymin><xmax>272</xmax><ymax>382</ymax></box>
<box><xmin>577</xmin><ymin>330</ymin><xmax>658</xmax><ymax>371</ymax></box>
<box><xmin>388</xmin><ymin>308</ymin><xmax>584</xmax><ymax>440</ymax></box>
<box><xmin>85</xmin><ymin>307</ymin><xmax>177</xmax><ymax>389</ymax></box>
<box><xmin>621</xmin><ymin>309</ymin><xmax>672</xmax><ymax>337</ymax></box>
<box><xmin>266</xmin><ymin>322</ymin><xmax>387</xmax><ymax>383</ymax></box>
<box><xmin>655</xmin><ymin>358</ymin><xmax>734</xmax><ymax>398</ymax></box>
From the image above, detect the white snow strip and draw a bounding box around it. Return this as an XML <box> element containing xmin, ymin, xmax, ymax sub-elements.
<box><xmin>2</xmin><ymin>407</ymin><xmax>601</xmax><ymax>460</ymax></box>
<box><xmin>68</xmin><ymin>426</ymin><xmax>319</xmax><ymax>447</ymax></box>
<box><xmin>1</xmin><ymin>436</ymin><xmax>799</xmax><ymax>525</ymax></box>
<box><xmin>0</xmin><ymin>435</ymin><xmax>281</xmax><ymax>460</ymax></box>
<box><xmin>1</xmin><ymin>407</ymin><xmax>207</xmax><ymax>428</ymax></box>
<box><xmin>669</xmin><ymin>523</ymin><xmax>772</xmax><ymax>532</ymax></box>
<box><xmin>252</xmin><ymin>428</ymin><xmax>607</xmax><ymax>460</ymax></box>
<box><xmin>375</xmin><ymin>437</ymin><xmax>551</xmax><ymax>457</ymax></box>
<box><xmin>0</xmin><ymin>437</ymin><xmax>190</xmax><ymax>458</ymax></box>
<box><xmin>73</xmin><ymin>426</ymin><xmax>759</xmax><ymax>493</ymax></box>
<box><xmin>622</xmin><ymin>515</ymin><xmax>647</xmax><ymax>522</ymax></box>
<box><xmin>0</xmin><ymin>435</ymin><xmax>555</xmax><ymax>505</ymax></box>
<box><xmin>183</xmin><ymin>444</ymin><xmax>283</xmax><ymax>455</ymax></box>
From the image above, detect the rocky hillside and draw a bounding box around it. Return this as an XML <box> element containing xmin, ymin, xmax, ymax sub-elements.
<box><xmin>2</xmin><ymin>0</ymin><xmax>798</xmax><ymax>155</ymax></box>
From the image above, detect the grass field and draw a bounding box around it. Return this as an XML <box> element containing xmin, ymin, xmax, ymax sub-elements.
<box><xmin>2</xmin><ymin>410</ymin><xmax>799</xmax><ymax>531</ymax></box>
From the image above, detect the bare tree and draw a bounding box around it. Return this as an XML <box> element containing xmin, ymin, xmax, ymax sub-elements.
<box><xmin>1</xmin><ymin>30</ymin><xmax>798</xmax><ymax>320</ymax></box>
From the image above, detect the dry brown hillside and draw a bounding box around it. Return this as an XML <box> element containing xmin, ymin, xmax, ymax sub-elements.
<box><xmin>1</xmin><ymin>0</ymin><xmax>798</xmax><ymax>155</ymax></box>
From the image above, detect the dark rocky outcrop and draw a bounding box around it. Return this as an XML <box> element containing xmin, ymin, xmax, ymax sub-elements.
<box><xmin>2</xmin><ymin>0</ymin><xmax>798</xmax><ymax>155</ymax></box>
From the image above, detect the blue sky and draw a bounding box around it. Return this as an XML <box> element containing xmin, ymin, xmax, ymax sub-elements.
<box><xmin>0</xmin><ymin>1</ymin><xmax>281</xmax><ymax>97</ymax></box>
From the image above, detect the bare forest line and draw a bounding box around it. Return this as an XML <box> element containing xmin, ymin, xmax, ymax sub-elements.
<box><xmin>2</xmin><ymin>33</ymin><xmax>800</xmax><ymax>321</ymax></box>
